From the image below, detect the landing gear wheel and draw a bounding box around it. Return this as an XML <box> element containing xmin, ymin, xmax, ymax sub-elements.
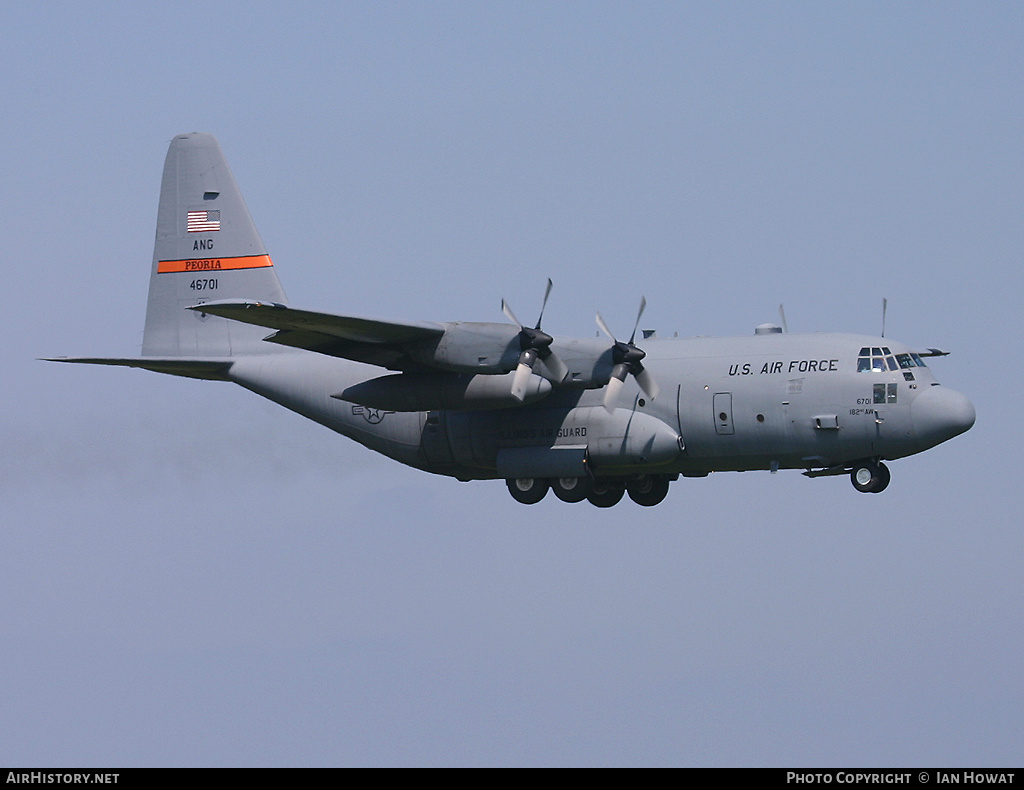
<box><xmin>626</xmin><ymin>475</ymin><xmax>670</xmax><ymax>507</ymax></box>
<box><xmin>551</xmin><ymin>476</ymin><xmax>591</xmax><ymax>503</ymax></box>
<box><xmin>850</xmin><ymin>461</ymin><xmax>890</xmax><ymax>493</ymax></box>
<box><xmin>587</xmin><ymin>480</ymin><xmax>625</xmax><ymax>508</ymax></box>
<box><xmin>873</xmin><ymin>462</ymin><xmax>890</xmax><ymax>493</ymax></box>
<box><xmin>507</xmin><ymin>477</ymin><xmax>549</xmax><ymax>504</ymax></box>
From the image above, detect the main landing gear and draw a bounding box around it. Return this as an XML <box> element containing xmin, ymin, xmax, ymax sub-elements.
<box><xmin>551</xmin><ymin>476</ymin><xmax>590</xmax><ymax>503</ymax></box>
<box><xmin>505</xmin><ymin>474</ymin><xmax>672</xmax><ymax>507</ymax></box>
<box><xmin>625</xmin><ymin>474</ymin><xmax>671</xmax><ymax>506</ymax></box>
<box><xmin>506</xmin><ymin>477</ymin><xmax>549</xmax><ymax>504</ymax></box>
<box><xmin>587</xmin><ymin>480</ymin><xmax>625</xmax><ymax>508</ymax></box>
<box><xmin>850</xmin><ymin>460</ymin><xmax>890</xmax><ymax>493</ymax></box>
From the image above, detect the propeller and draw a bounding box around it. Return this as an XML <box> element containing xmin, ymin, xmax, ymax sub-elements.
<box><xmin>595</xmin><ymin>296</ymin><xmax>660</xmax><ymax>413</ymax></box>
<box><xmin>881</xmin><ymin>297</ymin><xmax>888</xmax><ymax>338</ymax></box>
<box><xmin>501</xmin><ymin>279</ymin><xmax>569</xmax><ymax>402</ymax></box>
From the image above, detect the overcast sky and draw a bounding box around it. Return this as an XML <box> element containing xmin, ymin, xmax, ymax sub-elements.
<box><xmin>2</xmin><ymin>1</ymin><xmax>1021</xmax><ymax>766</ymax></box>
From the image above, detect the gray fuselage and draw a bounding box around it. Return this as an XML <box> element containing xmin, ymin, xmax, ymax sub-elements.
<box><xmin>226</xmin><ymin>330</ymin><xmax>974</xmax><ymax>482</ymax></box>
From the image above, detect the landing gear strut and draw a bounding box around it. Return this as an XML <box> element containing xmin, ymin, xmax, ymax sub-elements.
<box><xmin>850</xmin><ymin>460</ymin><xmax>890</xmax><ymax>493</ymax></box>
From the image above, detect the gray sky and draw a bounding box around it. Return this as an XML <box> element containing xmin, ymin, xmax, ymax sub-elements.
<box><xmin>2</xmin><ymin>1</ymin><xmax>1021</xmax><ymax>766</ymax></box>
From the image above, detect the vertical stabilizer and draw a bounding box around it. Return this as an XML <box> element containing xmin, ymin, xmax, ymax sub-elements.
<box><xmin>142</xmin><ymin>133</ymin><xmax>287</xmax><ymax>356</ymax></box>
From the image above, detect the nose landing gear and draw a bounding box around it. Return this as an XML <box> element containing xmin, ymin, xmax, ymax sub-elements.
<box><xmin>850</xmin><ymin>460</ymin><xmax>891</xmax><ymax>493</ymax></box>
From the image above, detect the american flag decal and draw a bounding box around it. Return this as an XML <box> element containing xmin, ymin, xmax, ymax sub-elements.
<box><xmin>187</xmin><ymin>210</ymin><xmax>221</xmax><ymax>232</ymax></box>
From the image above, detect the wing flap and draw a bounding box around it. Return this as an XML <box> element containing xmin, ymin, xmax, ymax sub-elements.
<box><xmin>261</xmin><ymin>329</ymin><xmax>419</xmax><ymax>369</ymax></box>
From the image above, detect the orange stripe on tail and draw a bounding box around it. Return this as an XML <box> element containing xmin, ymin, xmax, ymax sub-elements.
<box><xmin>157</xmin><ymin>254</ymin><xmax>274</xmax><ymax>274</ymax></box>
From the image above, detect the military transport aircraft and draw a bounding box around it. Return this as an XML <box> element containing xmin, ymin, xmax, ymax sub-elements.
<box><xmin>48</xmin><ymin>133</ymin><xmax>975</xmax><ymax>507</ymax></box>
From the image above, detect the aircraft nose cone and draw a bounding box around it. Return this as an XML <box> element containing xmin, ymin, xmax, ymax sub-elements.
<box><xmin>911</xmin><ymin>386</ymin><xmax>975</xmax><ymax>447</ymax></box>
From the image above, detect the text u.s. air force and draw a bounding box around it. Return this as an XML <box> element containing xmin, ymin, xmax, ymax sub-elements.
<box><xmin>729</xmin><ymin>359</ymin><xmax>840</xmax><ymax>376</ymax></box>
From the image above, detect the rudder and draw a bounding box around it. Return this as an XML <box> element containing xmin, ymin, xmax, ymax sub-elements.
<box><xmin>142</xmin><ymin>133</ymin><xmax>288</xmax><ymax>356</ymax></box>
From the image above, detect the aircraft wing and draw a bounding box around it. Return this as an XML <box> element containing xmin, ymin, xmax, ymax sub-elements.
<box><xmin>189</xmin><ymin>300</ymin><xmax>446</xmax><ymax>369</ymax></box>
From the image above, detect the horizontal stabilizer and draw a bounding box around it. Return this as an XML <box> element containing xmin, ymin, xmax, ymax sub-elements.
<box><xmin>43</xmin><ymin>357</ymin><xmax>233</xmax><ymax>380</ymax></box>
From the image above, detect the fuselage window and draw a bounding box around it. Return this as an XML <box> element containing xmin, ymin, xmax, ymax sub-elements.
<box><xmin>874</xmin><ymin>383</ymin><xmax>899</xmax><ymax>404</ymax></box>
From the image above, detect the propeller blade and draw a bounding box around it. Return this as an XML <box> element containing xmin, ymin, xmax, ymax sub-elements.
<box><xmin>597</xmin><ymin>300</ymin><xmax>658</xmax><ymax>408</ymax></box>
<box><xmin>881</xmin><ymin>297</ymin><xmax>888</xmax><ymax>338</ymax></box>
<box><xmin>511</xmin><ymin>358</ymin><xmax>535</xmax><ymax>402</ymax></box>
<box><xmin>635</xmin><ymin>367</ymin><xmax>660</xmax><ymax>402</ymax></box>
<box><xmin>538</xmin><ymin>350</ymin><xmax>568</xmax><ymax>384</ymax></box>
<box><xmin>502</xmin><ymin>299</ymin><xmax>521</xmax><ymax>328</ymax></box>
<box><xmin>628</xmin><ymin>296</ymin><xmax>647</xmax><ymax>344</ymax></box>
<box><xmin>535</xmin><ymin>278</ymin><xmax>553</xmax><ymax>329</ymax></box>
<box><xmin>504</xmin><ymin>282</ymin><xmax>567</xmax><ymax>386</ymax></box>
<box><xmin>603</xmin><ymin>370</ymin><xmax>627</xmax><ymax>413</ymax></box>
<box><xmin>778</xmin><ymin>303</ymin><xmax>789</xmax><ymax>334</ymax></box>
<box><xmin>595</xmin><ymin>312</ymin><xmax>616</xmax><ymax>342</ymax></box>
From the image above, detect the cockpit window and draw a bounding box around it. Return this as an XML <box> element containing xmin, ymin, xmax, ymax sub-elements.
<box><xmin>858</xmin><ymin>349</ymin><xmax>927</xmax><ymax>372</ymax></box>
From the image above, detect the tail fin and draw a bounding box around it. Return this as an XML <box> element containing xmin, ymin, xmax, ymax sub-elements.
<box><xmin>141</xmin><ymin>133</ymin><xmax>287</xmax><ymax>356</ymax></box>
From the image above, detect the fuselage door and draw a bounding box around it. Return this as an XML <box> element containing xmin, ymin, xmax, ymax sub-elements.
<box><xmin>419</xmin><ymin>410</ymin><xmax>455</xmax><ymax>467</ymax></box>
<box><xmin>713</xmin><ymin>392</ymin><xmax>734</xmax><ymax>435</ymax></box>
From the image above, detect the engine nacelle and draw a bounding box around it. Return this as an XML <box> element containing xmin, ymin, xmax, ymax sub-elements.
<box><xmin>406</xmin><ymin>322</ymin><xmax>625</xmax><ymax>389</ymax></box>
<box><xmin>335</xmin><ymin>371</ymin><xmax>552</xmax><ymax>412</ymax></box>
<box><xmin>407</xmin><ymin>322</ymin><xmax>521</xmax><ymax>374</ymax></box>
